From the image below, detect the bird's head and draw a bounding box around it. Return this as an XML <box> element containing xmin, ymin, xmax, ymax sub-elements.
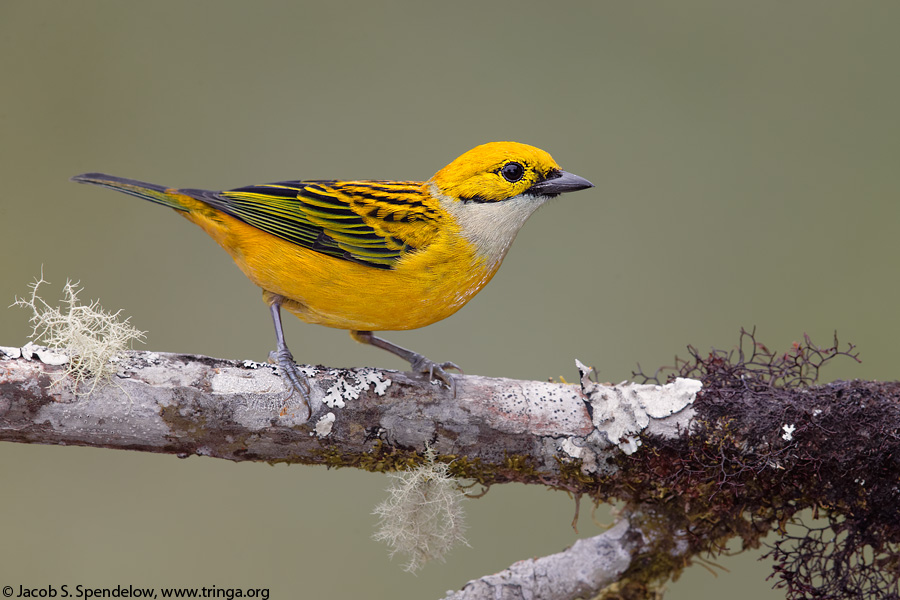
<box><xmin>427</xmin><ymin>141</ymin><xmax>594</xmax><ymax>267</ymax></box>
<box><xmin>429</xmin><ymin>141</ymin><xmax>593</xmax><ymax>203</ymax></box>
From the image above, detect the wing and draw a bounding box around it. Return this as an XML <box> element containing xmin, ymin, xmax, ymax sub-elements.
<box><xmin>184</xmin><ymin>180</ymin><xmax>443</xmax><ymax>270</ymax></box>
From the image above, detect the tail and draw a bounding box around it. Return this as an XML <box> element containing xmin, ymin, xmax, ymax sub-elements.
<box><xmin>71</xmin><ymin>173</ymin><xmax>191</xmax><ymax>212</ymax></box>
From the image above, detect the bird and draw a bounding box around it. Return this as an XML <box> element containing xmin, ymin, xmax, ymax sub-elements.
<box><xmin>72</xmin><ymin>141</ymin><xmax>593</xmax><ymax>419</ymax></box>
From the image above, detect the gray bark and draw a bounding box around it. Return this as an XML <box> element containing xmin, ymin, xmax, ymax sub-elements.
<box><xmin>0</xmin><ymin>345</ymin><xmax>700</xmax><ymax>600</ymax></box>
<box><xmin>446</xmin><ymin>519</ymin><xmax>667</xmax><ymax>600</ymax></box>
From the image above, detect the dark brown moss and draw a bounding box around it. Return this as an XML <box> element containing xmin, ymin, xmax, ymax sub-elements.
<box><xmin>601</xmin><ymin>329</ymin><xmax>900</xmax><ymax>599</ymax></box>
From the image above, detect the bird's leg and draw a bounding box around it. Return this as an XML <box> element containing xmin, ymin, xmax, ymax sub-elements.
<box><xmin>265</xmin><ymin>293</ymin><xmax>311</xmax><ymax>420</ymax></box>
<box><xmin>350</xmin><ymin>330</ymin><xmax>462</xmax><ymax>394</ymax></box>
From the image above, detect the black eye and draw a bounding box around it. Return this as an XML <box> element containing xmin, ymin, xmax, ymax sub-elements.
<box><xmin>500</xmin><ymin>162</ymin><xmax>525</xmax><ymax>183</ymax></box>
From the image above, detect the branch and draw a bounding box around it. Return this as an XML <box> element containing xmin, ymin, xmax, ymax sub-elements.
<box><xmin>0</xmin><ymin>346</ymin><xmax>695</xmax><ymax>481</ymax></box>
<box><xmin>4</xmin><ymin>332</ymin><xmax>898</xmax><ymax>600</ymax></box>
<box><xmin>0</xmin><ymin>344</ymin><xmax>698</xmax><ymax>599</ymax></box>
<box><xmin>446</xmin><ymin>519</ymin><xmax>643</xmax><ymax>600</ymax></box>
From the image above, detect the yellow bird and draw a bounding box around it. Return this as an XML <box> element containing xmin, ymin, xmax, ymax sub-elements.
<box><xmin>72</xmin><ymin>142</ymin><xmax>593</xmax><ymax>417</ymax></box>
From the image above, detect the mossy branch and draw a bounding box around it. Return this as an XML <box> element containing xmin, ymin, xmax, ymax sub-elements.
<box><xmin>1</xmin><ymin>330</ymin><xmax>897</xmax><ymax>600</ymax></box>
<box><xmin>0</xmin><ymin>348</ymin><xmax>693</xmax><ymax>482</ymax></box>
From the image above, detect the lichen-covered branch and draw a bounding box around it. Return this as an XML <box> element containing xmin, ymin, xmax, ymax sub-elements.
<box><xmin>0</xmin><ymin>344</ymin><xmax>699</xmax><ymax>599</ymax></box>
<box><xmin>445</xmin><ymin>519</ymin><xmax>649</xmax><ymax>600</ymax></box>
<box><xmin>0</xmin><ymin>346</ymin><xmax>696</xmax><ymax>486</ymax></box>
<box><xmin>3</xmin><ymin>330</ymin><xmax>898</xmax><ymax>600</ymax></box>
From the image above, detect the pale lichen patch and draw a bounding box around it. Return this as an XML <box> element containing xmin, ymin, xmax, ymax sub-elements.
<box><xmin>0</xmin><ymin>346</ymin><xmax>22</xmax><ymax>359</ymax></box>
<box><xmin>314</xmin><ymin>412</ymin><xmax>336</xmax><ymax>437</ymax></box>
<box><xmin>211</xmin><ymin>366</ymin><xmax>284</xmax><ymax>395</ymax></box>
<box><xmin>577</xmin><ymin>360</ymin><xmax>700</xmax><ymax>457</ymax></box>
<box><xmin>17</xmin><ymin>342</ymin><xmax>69</xmax><ymax>366</ymax></box>
<box><xmin>782</xmin><ymin>423</ymin><xmax>796</xmax><ymax>441</ymax></box>
<box><xmin>322</xmin><ymin>368</ymin><xmax>392</xmax><ymax>408</ymax></box>
<box><xmin>363</xmin><ymin>370</ymin><xmax>391</xmax><ymax>396</ymax></box>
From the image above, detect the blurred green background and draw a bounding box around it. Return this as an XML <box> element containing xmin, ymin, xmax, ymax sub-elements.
<box><xmin>2</xmin><ymin>1</ymin><xmax>898</xmax><ymax>598</ymax></box>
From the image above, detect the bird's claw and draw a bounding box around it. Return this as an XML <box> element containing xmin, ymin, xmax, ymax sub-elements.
<box><xmin>268</xmin><ymin>348</ymin><xmax>312</xmax><ymax>420</ymax></box>
<box><xmin>410</xmin><ymin>356</ymin><xmax>462</xmax><ymax>396</ymax></box>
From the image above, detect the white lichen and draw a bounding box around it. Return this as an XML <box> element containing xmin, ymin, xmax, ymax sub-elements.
<box><xmin>782</xmin><ymin>423</ymin><xmax>796</xmax><ymax>441</ymax></box>
<box><xmin>0</xmin><ymin>346</ymin><xmax>22</xmax><ymax>359</ymax></box>
<box><xmin>11</xmin><ymin>273</ymin><xmax>145</xmax><ymax>393</ymax></box>
<box><xmin>314</xmin><ymin>412</ymin><xmax>336</xmax><ymax>437</ymax></box>
<box><xmin>372</xmin><ymin>447</ymin><xmax>468</xmax><ymax>573</ymax></box>
<box><xmin>362</xmin><ymin>370</ymin><xmax>391</xmax><ymax>396</ymax></box>
<box><xmin>322</xmin><ymin>368</ymin><xmax>391</xmax><ymax>408</ymax></box>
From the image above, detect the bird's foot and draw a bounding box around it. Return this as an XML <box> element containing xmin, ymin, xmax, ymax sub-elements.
<box><xmin>348</xmin><ymin>331</ymin><xmax>462</xmax><ymax>396</ymax></box>
<box><xmin>268</xmin><ymin>347</ymin><xmax>312</xmax><ymax>420</ymax></box>
<box><xmin>408</xmin><ymin>354</ymin><xmax>463</xmax><ymax>395</ymax></box>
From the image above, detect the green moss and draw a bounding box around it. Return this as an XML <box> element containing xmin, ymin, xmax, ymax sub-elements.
<box><xmin>158</xmin><ymin>402</ymin><xmax>209</xmax><ymax>439</ymax></box>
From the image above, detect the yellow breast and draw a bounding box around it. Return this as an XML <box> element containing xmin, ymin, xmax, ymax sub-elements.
<box><xmin>181</xmin><ymin>201</ymin><xmax>498</xmax><ymax>331</ymax></box>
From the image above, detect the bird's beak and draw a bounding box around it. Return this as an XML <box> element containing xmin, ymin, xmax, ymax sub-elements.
<box><xmin>527</xmin><ymin>170</ymin><xmax>594</xmax><ymax>196</ymax></box>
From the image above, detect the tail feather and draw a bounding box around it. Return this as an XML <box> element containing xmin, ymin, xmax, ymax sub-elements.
<box><xmin>71</xmin><ymin>173</ymin><xmax>189</xmax><ymax>211</ymax></box>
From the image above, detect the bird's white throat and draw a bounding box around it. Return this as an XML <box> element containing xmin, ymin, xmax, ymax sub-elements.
<box><xmin>433</xmin><ymin>186</ymin><xmax>550</xmax><ymax>267</ymax></box>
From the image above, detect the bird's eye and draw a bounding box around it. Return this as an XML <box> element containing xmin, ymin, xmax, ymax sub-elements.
<box><xmin>500</xmin><ymin>162</ymin><xmax>525</xmax><ymax>183</ymax></box>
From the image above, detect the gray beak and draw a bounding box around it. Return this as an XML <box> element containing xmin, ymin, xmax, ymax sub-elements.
<box><xmin>527</xmin><ymin>170</ymin><xmax>594</xmax><ymax>196</ymax></box>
